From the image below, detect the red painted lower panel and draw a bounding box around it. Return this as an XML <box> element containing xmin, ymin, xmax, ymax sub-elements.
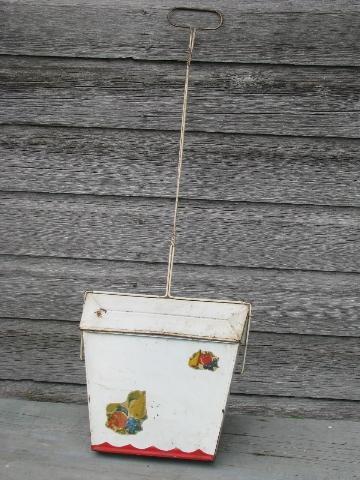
<box><xmin>91</xmin><ymin>442</ymin><xmax>215</xmax><ymax>461</ymax></box>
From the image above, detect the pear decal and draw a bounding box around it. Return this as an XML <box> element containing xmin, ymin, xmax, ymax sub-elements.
<box><xmin>188</xmin><ymin>350</ymin><xmax>219</xmax><ymax>371</ymax></box>
<box><xmin>106</xmin><ymin>390</ymin><xmax>147</xmax><ymax>434</ymax></box>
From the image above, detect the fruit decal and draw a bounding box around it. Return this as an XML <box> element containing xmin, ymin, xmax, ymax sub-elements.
<box><xmin>106</xmin><ymin>390</ymin><xmax>147</xmax><ymax>435</ymax></box>
<box><xmin>188</xmin><ymin>350</ymin><xmax>219</xmax><ymax>371</ymax></box>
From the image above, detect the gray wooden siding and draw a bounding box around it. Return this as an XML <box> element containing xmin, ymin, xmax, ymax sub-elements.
<box><xmin>0</xmin><ymin>0</ymin><xmax>359</xmax><ymax>419</ymax></box>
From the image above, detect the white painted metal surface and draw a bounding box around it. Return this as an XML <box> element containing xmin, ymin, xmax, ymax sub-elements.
<box><xmin>81</xmin><ymin>292</ymin><xmax>249</xmax><ymax>341</ymax></box>
<box><xmin>80</xmin><ymin>292</ymin><xmax>250</xmax><ymax>461</ymax></box>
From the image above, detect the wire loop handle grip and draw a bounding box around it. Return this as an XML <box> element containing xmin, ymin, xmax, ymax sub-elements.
<box><xmin>167</xmin><ymin>7</ymin><xmax>223</xmax><ymax>30</ymax></box>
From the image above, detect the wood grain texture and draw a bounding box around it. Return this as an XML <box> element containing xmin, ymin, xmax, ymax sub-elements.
<box><xmin>1</xmin><ymin>399</ymin><xmax>360</xmax><ymax>479</ymax></box>
<box><xmin>226</xmin><ymin>394</ymin><xmax>360</xmax><ymax>421</ymax></box>
<box><xmin>1</xmin><ymin>318</ymin><xmax>359</xmax><ymax>400</ymax></box>
<box><xmin>0</xmin><ymin>380</ymin><xmax>88</xmax><ymax>405</ymax></box>
<box><xmin>1</xmin><ymin>0</ymin><xmax>359</xmax><ymax>418</ymax></box>
<box><xmin>1</xmin><ymin>126</ymin><xmax>360</xmax><ymax>207</ymax></box>
<box><xmin>2</xmin><ymin>380</ymin><xmax>359</xmax><ymax>420</ymax></box>
<box><xmin>1</xmin><ymin>57</ymin><xmax>360</xmax><ymax>137</ymax></box>
<box><xmin>0</xmin><ymin>192</ymin><xmax>358</xmax><ymax>272</ymax></box>
<box><xmin>1</xmin><ymin>1</ymin><xmax>360</xmax><ymax>66</ymax></box>
<box><xmin>1</xmin><ymin>255</ymin><xmax>359</xmax><ymax>337</ymax></box>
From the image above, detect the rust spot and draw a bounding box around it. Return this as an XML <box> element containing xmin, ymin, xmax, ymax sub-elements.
<box><xmin>95</xmin><ymin>308</ymin><xmax>107</xmax><ymax>318</ymax></box>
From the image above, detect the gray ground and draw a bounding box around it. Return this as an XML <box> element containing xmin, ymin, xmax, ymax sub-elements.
<box><xmin>1</xmin><ymin>399</ymin><xmax>359</xmax><ymax>480</ymax></box>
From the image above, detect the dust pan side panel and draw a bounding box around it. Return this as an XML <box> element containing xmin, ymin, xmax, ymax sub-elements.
<box><xmin>84</xmin><ymin>332</ymin><xmax>238</xmax><ymax>459</ymax></box>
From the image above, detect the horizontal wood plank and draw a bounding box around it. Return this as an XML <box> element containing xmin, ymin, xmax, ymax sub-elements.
<box><xmin>0</xmin><ymin>380</ymin><xmax>88</xmax><ymax>405</ymax></box>
<box><xmin>226</xmin><ymin>394</ymin><xmax>360</xmax><ymax>421</ymax></box>
<box><xmin>1</xmin><ymin>318</ymin><xmax>359</xmax><ymax>400</ymax></box>
<box><xmin>1</xmin><ymin>256</ymin><xmax>359</xmax><ymax>337</ymax></box>
<box><xmin>1</xmin><ymin>1</ymin><xmax>360</xmax><ymax>65</ymax></box>
<box><xmin>0</xmin><ymin>192</ymin><xmax>358</xmax><ymax>272</ymax></box>
<box><xmin>2</xmin><ymin>399</ymin><xmax>360</xmax><ymax>479</ymax></box>
<box><xmin>1</xmin><ymin>57</ymin><xmax>360</xmax><ymax>137</ymax></box>
<box><xmin>2</xmin><ymin>380</ymin><xmax>359</xmax><ymax>420</ymax></box>
<box><xmin>1</xmin><ymin>126</ymin><xmax>360</xmax><ymax>207</ymax></box>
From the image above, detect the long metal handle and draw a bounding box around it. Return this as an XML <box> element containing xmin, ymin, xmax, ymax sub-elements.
<box><xmin>165</xmin><ymin>8</ymin><xmax>224</xmax><ymax>298</ymax></box>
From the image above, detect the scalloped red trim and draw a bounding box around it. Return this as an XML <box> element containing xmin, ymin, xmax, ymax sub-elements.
<box><xmin>91</xmin><ymin>442</ymin><xmax>214</xmax><ymax>461</ymax></box>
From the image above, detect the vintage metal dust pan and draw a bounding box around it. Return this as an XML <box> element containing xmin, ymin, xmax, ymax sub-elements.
<box><xmin>80</xmin><ymin>7</ymin><xmax>251</xmax><ymax>462</ymax></box>
<box><xmin>80</xmin><ymin>292</ymin><xmax>249</xmax><ymax>461</ymax></box>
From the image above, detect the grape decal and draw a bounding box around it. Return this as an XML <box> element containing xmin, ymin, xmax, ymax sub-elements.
<box><xmin>188</xmin><ymin>350</ymin><xmax>219</xmax><ymax>371</ymax></box>
<box><xmin>106</xmin><ymin>390</ymin><xmax>147</xmax><ymax>435</ymax></box>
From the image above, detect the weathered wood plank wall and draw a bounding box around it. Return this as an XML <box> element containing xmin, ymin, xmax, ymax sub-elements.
<box><xmin>0</xmin><ymin>0</ymin><xmax>359</xmax><ymax>419</ymax></box>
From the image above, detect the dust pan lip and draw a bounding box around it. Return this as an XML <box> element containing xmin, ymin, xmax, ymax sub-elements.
<box><xmin>80</xmin><ymin>291</ymin><xmax>250</xmax><ymax>343</ymax></box>
<box><xmin>84</xmin><ymin>290</ymin><xmax>250</xmax><ymax>306</ymax></box>
<box><xmin>81</xmin><ymin>330</ymin><xmax>239</xmax><ymax>343</ymax></box>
